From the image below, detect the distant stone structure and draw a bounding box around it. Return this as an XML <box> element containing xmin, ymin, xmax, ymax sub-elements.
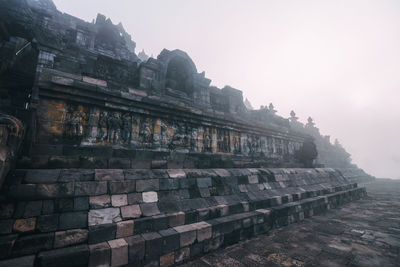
<box><xmin>0</xmin><ymin>0</ymin><xmax>372</xmax><ymax>266</ymax></box>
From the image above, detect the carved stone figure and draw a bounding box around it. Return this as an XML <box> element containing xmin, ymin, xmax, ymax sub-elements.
<box><xmin>233</xmin><ymin>134</ymin><xmax>241</xmax><ymax>153</ymax></box>
<box><xmin>203</xmin><ymin>128</ymin><xmax>212</xmax><ymax>152</ymax></box>
<box><xmin>66</xmin><ymin>109</ymin><xmax>86</xmax><ymax>138</ymax></box>
<box><xmin>97</xmin><ymin>111</ymin><xmax>108</xmax><ymax>141</ymax></box>
<box><xmin>121</xmin><ymin>114</ymin><xmax>132</xmax><ymax>143</ymax></box>
<box><xmin>107</xmin><ymin>112</ymin><xmax>122</xmax><ymax>143</ymax></box>
<box><xmin>140</xmin><ymin>118</ymin><xmax>153</xmax><ymax>146</ymax></box>
<box><xmin>170</xmin><ymin>123</ymin><xmax>188</xmax><ymax>150</ymax></box>
<box><xmin>190</xmin><ymin>127</ymin><xmax>199</xmax><ymax>152</ymax></box>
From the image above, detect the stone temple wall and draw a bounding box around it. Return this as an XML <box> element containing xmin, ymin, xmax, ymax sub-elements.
<box><xmin>0</xmin><ymin>1</ymin><xmax>372</xmax><ymax>266</ymax></box>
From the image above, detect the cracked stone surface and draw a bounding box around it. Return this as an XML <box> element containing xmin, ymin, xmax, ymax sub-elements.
<box><xmin>181</xmin><ymin>180</ymin><xmax>400</xmax><ymax>267</ymax></box>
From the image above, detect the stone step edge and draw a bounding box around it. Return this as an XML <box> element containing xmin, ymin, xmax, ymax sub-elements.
<box><xmin>0</xmin><ymin>187</ymin><xmax>366</xmax><ymax>267</ymax></box>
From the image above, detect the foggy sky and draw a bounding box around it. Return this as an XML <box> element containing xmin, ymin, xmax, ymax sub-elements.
<box><xmin>52</xmin><ymin>0</ymin><xmax>400</xmax><ymax>179</ymax></box>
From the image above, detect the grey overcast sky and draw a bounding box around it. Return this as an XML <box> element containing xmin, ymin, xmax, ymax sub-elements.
<box><xmin>52</xmin><ymin>0</ymin><xmax>400</xmax><ymax>179</ymax></box>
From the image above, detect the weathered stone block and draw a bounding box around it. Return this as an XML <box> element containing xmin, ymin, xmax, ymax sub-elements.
<box><xmin>55</xmin><ymin>198</ymin><xmax>74</xmax><ymax>212</ymax></box>
<box><xmin>95</xmin><ymin>169</ymin><xmax>124</xmax><ymax>181</ymax></box>
<box><xmin>23</xmin><ymin>201</ymin><xmax>42</xmax><ymax>217</ymax></box>
<box><xmin>142</xmin><ymin>191</ymin><xmax>158</xmax><ymax>203</ymax></box>
<box><xmin>159</xmin><ymin>179</ymin><xmax>180</xmax><ymax>190</ymax></box>
<box><xmin>140</xmin><ymin>203</ymin><xmax>160</xmax><ymax>217</ymax></box>
<box><xmin>108</xmin><ymin>238</ymin><xmax>128</xmax><ymax>267</ymax></box>
<box><xmin>111</xmin><ymin>194</ymin><xmax>128</xmax><ymax>207</ymax></box>
<box><xmin>59</xmin><ymin>211</ymin><xmax>88</xmax><ymax>230</ymax></box>
<box><xmin>12</xmin><ymin>233</ymin><xmax>54</xmax><ymax>256</ymax></box>
<box><xmin>54</xmin><ymin>229</ymin><xmax>88</xmax><ymax>248</ymax></box>
<box><xmin>174</xmin><ymin>224</ymin><xmax>197</xmax><ymax>247</ymax></box>
<box><xmin>174</xmin><ymin>247</ymin><xmax>190</xmax><ymax>264</ymax></box>
<box><xmin>127</xmin><ymin>192</ymin><xmax>142</xmax><ymax>204</ymax></box>
<box><xmin>116</xmin><ymin>220</ymin><xmax>134</xmax><ymax>238</ymax></box>
<box><xmin>37</xmin><ymin>244</ymin><xmax>89</xmax><ymax>267</ymax></box>
<box><xmin>37</xmin><ymin>215</ymin><xmax>59</xmax><ymax>232</ymax></box>
<box><xmin>89</xmin><ymin>242</ymin><xmax>110</xmax><ymax>267</ymax></box>
<box><xmin>59</xmin><ymin>169</ymin><xmax>94</xmax><ymax>182</ymax></box>
<box><xmin>159</xmin><ymin>228</ymin><xmax>180</xmax><ymax>254</ymax></box>
<box><xmin>142</xmin><ymin>232</ymin><xmax>162</xmax><ymax>261</ymax></box>
<box><xmin>193</xmin><ymin>221</ymin><xmax>212</xmax><ymax>242</ymax></box>
<box><xmin>168</xmin><ymin>211</ymin><xmax>185</xmax><ymax>227</ymax></box>
<box><xmin>74</xmin><ymin>197</ymin><xmax>89</xmax><ymax>211</ymax></box>
<box><xmin>13</xmin><ymin>218</ymin><xmax>36</xmax><ymax>233</ymax></box>
<box><xmin>0</xmin><ymin>220</ymin><xmax>13</xmax><ymax>235</ymax></box>
<box><xmin>0</xmin><ymin>204</ymin><xmax>14</xmax><ymax>219</ymax></box>
<box><xmin>88</xmin><ymin>208</ymin><xmax>121</xmax><ymax>226</ymax></box>
<box><xmin>36</xmin><ymin>183</ymin><xmax>74</xmax><ymax>198</ymax></box>
<box><xmin>109</xmin><ymin>181</ymin><xmax>136</xmax><ymax>194</ymax></box>
<box><xmin>197</xmin><ymin>177</ymin><xmax>212</xmax><ymax>188</ymax></box>
<box><xmin>0</xmin><ymin>255</ymin><xmax>35</xmax><ymax>267</ymax></box>
<box><xmin>121</xmin><ymin>205</ymin><xmax>142</xmax><ymax>219</ymax></box>
<box><xmin>167</xmin><ymin>169</ymin><xmax>186</xmax><ymax>179</ymax></box>
<box><xmin>25</xmin><ymin>169</ymin><xmax>60</xmax><ymax>183</ymax></box>
<box><xmin>42</xmin><ymin>200</ymin><xmax>54</xmax><ymax>215</ymax></box>
<box><xmin>75</xmin><ymin>181</ymin><xmax>107</xmax><ymax>196</ymax></box>
<box><xmin>136</xmin><ymin>179</ymin><xmax>159</xmax><ymax>192</ymax></box>
<box><xmin>88</xmin><ymin>223</ymin><xmax>116</xmax><ymax>244</ymax></box>
<box><xmin>109</xmin><ymin>158</ymin><xmax>131</xmax><ymax>169</ymax></box>
<box><xmin>160</xmin><ymin>252</ymin><xmax>174</xmax><ymax>267</ymax></box>
<box><xmin>90</xmin><ymin>195</ymin><xmax>111</xmax><ymax>209</ymax></box>
<box><xmin>0</xmin><ymin>234</ymin><xmax>17</xmax><ymax>259</ymax></box>
<box><xmin>125</xmin><ymin>235</ymin><xmax>145</xmax><ymax>264</ymax></box>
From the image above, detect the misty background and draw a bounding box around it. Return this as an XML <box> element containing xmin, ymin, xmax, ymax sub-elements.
<box><xmin>52</xmin><ymin>0</ymin><xmax>400</xmax><ymax>179</ymax></box>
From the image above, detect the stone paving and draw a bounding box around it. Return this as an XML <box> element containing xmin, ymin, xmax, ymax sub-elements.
<box><xmin>182</xmin><ymin>180</ymin><xmax>400</xmax><ymax>267</ymax></box>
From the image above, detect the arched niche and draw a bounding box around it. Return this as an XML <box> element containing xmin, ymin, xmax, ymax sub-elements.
<box><xmin>158</xmin><ymin>49</ymin><xmax>197</xmax><ymax>95</ymax></box>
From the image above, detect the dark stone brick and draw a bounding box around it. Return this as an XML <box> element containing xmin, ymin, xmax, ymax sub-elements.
<box><xmin>190</xmin><ymin>242</ymin><xmax>204</xmax><ymax>258</ymax></box>
<box><xmin>37</xmin><ymin>244</ymin><xmax>89</xmax><ymax>267</ymax></box>
<box><xmin>142</xmin><ymin>232</ymin><xmax>162</xmax><ymax>261</ymax></box>
<box><xmin>140</xmin><ymin>203</ymin><xmax>160</xmax><ymax>217</ymax></box>
<box><xmin>59</xmin><ymin>169</ymin><xmax>94</xmax><ymax>182</ymax></box>
<box><xmin>42</xmin><ymin>200</ymin><xmax>54</xmax><ymax>215</ymax></box>
<box><xmin>159</xmin><ymin>228</ymin><xmax>180</xmax><ymax>254</ymax></box>
<box><xmin>0</xmin><ymin>220</ymin><xmax>13</xmax><ymax>235</ymax></box>
<box><xmin>127</xmin><ymin>193</ymin><xmax>142</xmax><ymax>204</ymax></box>
<box><xmin>24</xmin><ymin>169</ymin><xmax>60</xmax><ymax>183</ymax></box>
<box><xmin>37</xmin><ymin>214</ymin><xmax>59</xmax><ymax>232</ymax></box>
<box><xmin>22</xmin><ymin>201</ymin><xmax>42</xmax><ymax>218</ymax></box>
<box><xmin>55</xmin><ymin>198</ymin><xmax>74</xmax><ymax>212</ymax></box>
<box><xmin>134</xmin><ymin>217</ymin><xmax>154</xmax><ymax>234</ymax></box>
<box><xmin>125</xmin><ymin>235</ymin><xmax>145</xmax><ymax>264</ymax></box>
<box><xmin>89</xmin><ymin>242</ymin><xmax>110</xmax><ymax>267</ymax></box>
<box><xmin>12</xmin><ymin>233</ymin><xmax>53</xmax><ymax>256</ymax></box>
<box><xmin>13</xmin><ymin>202</ymin><xmax>26</xmax><ymax>219</ymax></box>
<box><xmin>74</xmin><ymin>181</ymin><xmax>107</xmax><ymax>196</ymax></box>
<box><xmin>109</xmin><ymin>181</ymin><xmax>136</xmax><ymax>194</ymax></box>
<box><xmin>36</xmin><ymin>183</ymin><xmax>74</xmax><ymax>199</ymax></box>
<box><xmin>88</xmin><ymin>223</ymin><xmax>117</xmax><ymax>244</ymax></box>
<box><xmin>95</xmin><ymin>169</ymin><xmax>124</xmax><ymax>181</ymax></box>
<box><xmin>74</xmin><ymin>197</ymin><xmax>89</xmax><ymax>211</ymax></box>
<box><xmin>59</xmin><ymin>211</ymin><xmax>87</xmax><ymax>230</ymax></box>
<box><xmin>109</xmin><ymin>158</ymin><xmax>131</xmax><ymax>168</ymax></box>
<box><xmin>0</xmin><ymin>234</ymin><xmax>17</xmax><ymax>259</ymax></box>
<box><xmin>153</xmin><ymin>214</ymin><xmax>168</xmax><ymax>231</ymax></box>
<box><xmin>159</xmin><ymin>179</ymin><xmax>179</xmax><ymax>190</ymax></box>
<box><xmin>0</xmin><ymin>255</ymin><xmax>35</xmax><ymax>267</ymax></box>
<box><xmin>79</xmin><ymin>157</ymin><xmax>108</xmax><ymax>169</ymax></box>
<box><xmin>0</xmin><ymin>204</ymin><xmax>14</xmax><ymax>219</ymax></box>
<box><xmin>136</xmin><ymin>179</ymin><xmax>159</xmax><ymax>192</ymax></box>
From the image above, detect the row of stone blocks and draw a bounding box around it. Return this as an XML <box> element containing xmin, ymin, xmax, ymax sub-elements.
<box><xmin>18</xmin><ymin>146</ymin><xmax>288</xmax><ymax>169</ymax></box>
<box><xmin>0</xmin><ymin>187</ymin><xmax>366</xmax><ymax>266</ymax></box>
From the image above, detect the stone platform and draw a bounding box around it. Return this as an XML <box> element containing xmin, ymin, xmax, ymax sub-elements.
<box><xmin>182</xmin><ymin>179</ymin><xmax>400</xmax><ymax>267</ymax></box>
<box><xmin>0</xmin><ymin>168</ymin><xmax>366</xmax><ymax>266</ymax></box>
